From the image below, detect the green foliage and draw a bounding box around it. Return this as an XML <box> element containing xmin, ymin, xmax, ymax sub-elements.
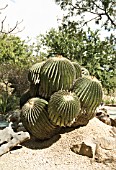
<box><xmin>0</xmin><ymin>34</ymin><xmax>33</xmax><ymax>66</ymax></box>
<box><xmin>0</xmin><ymin>83</ymin><xmax>19</xmax><ymax>113</ymax></box>
<box><xmin>0</xmin><ymin>63</ymin><xmax>30</xmax><ymax>97</ymax></box>
<box><xmin>0</xmin><ymin>34</ymin><xmax>42</xmax><ymax>114</ymax></box>
<box><xmin>52</xmin><ymin>0</ymin><xmax>116</xmax><ymax>93</ymax></box>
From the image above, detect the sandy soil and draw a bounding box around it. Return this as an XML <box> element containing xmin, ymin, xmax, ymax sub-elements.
<box><xmin>0</xmin><ymin>118</ymin><xmax>116</xmax><ymax>170</ymax></box>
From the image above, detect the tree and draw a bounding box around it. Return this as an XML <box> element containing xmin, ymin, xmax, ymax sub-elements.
<box><xmin>55</xmin><ymin>0</ymin><xmax>116</xmax><ymax>30</ymax></box>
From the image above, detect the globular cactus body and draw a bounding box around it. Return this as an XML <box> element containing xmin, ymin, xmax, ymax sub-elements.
<box><xmin>38</xmin><ymin>55</ymin><xmax>76</xmax><ymax>99</ymax></box>
<box><xmin>20</xmin><ymin>89</ymin><xmax>31</xmax><ymax>109</ymax></box>
<box><xmin>81</xmin><ymin>67</ymin><xmax>90</xmax><ymax>76</ymax></box>
<box><xmin>21</xmin><ymin>97</ymin><xmax>60</xmax><ymax>140</ymax></box>
<box><xmin>72</xmin><ymin>76</ymin><xmax>103</xmax><ymax>119</ymax></box>
<box><xmin>28</xmin><ymin>62</ymin><xmax>45</xmax><ymax>84</ymax></box>
<box><xmin>72</xmin><ymin>62</ymin><xmax>82</xmax><ymax>79</ymax></box>
<box><xmin>48</xmin><ymin>90</ymin><xmax>81</xmax><ymax>127</ymax></box>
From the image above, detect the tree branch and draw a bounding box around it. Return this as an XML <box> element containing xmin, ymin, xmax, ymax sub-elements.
<box><xmin>104</xmin><ymin>9</ymin><xmax>116</xmax><ymax>27</ymax></box>
<box><xmin>93</xmin><ymin>1</ymin><xmax>116</xmax><ymax>27</ymax></box>
<box><xmin>70</xmin><ymin>1</ymin><xmax>116</xmax><ymax>28</ymax></box>
<box><xmin>7</xmin><ymin>20</ymin><xmax>24</xmax><ymax>34</ymax></box>
<box><xmin>0</xmin><ymin>4</ymin><xmax>24</xmax><ymax>34</ymax></box>
<box><xmin>0</xmin><ymin>18</ymin><xmax>24</xmax><ymax>34</ymax></box>
<box><xmin>0</xmin><ymin>4</ymin><xmax>8</xmax><ymax>11</ymax></box>
<box><xmin>92</xmin><ymin>1</ymin><xmax>104</xmax><ymax>11</ymax></box>
<box><xmin>83</xmin><ymin>15</ymin><xmax>100</xmax><ymax>27</ymax></box>
<box><xmin>1</xmin><ymin>16</ymin><xmax>7</xmax><ymax>32</ymax></box>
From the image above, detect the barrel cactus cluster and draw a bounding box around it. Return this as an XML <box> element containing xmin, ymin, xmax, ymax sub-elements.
<box><xmin>20</xmin><ymin>55</ymin><xmax>103</xmax><ymax>140</ymax></box>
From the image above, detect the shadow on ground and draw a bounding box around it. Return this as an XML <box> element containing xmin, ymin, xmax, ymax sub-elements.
<box><xmin>22</xmin><ymin>133</ymin><xmax>61</xmax><ymax>149</ymax></box>
<box><xmin>22</xmin><ymin>126</ymin><xmax>78</xmax><ymax>150</ymax></box>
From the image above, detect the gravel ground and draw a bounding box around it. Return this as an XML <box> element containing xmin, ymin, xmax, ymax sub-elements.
<box><xmin>0</xmin><ymin>118</ymin><xmax>116</xmax><ymax>170</ymax></box>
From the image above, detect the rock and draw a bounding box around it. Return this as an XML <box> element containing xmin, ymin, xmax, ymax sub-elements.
<box><xmin>96</xmin><ymin>106</ymin><xmax>111</xmax><ymax>125</ymax></box>
<box><xmin>71</xmin><ymin>138</ymin><xmax>96</xmax><ymax>159</ymax></box>
<box><xmin>71</xmin><ymin>114</ymin><xmax>90</xmax><ymax>127</ymax></box>
<box><xmin>6</xmin><ymin>109</ymin><xmax>21</xmax><ymax>131</ymax></box>
<box><xmin>111</xmin><ymin>118</ymin><xmax>116</xmax><ymax>127</ymax></box>
<box><xmin>95</xmin><ymin>143</ymin><xmax>116</xmax><ymax>164</ymax></box>
<box><xmin>98</xmin><ymin>116</ymin><xmax>111</xmax><ymax>125</ymax></box>
<box><xmin>97</xmin><ymin>137</ymin><xmax>116</xmax><ymax>150</ymax></box>
<box><xmin>0</xmin><ymin>126</ymin><xmax>30</xmax><ymax>156</ymax></box>
<box><xmin>111</xmin><ymin>127</ymin><xmax>116</xmax><ymax>135</ymax></box>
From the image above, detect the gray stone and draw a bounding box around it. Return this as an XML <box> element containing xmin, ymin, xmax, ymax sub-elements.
<box><xmin>111</xmin><ymin>118</ymin><xmax>116</xmax><ymax>127</ymax></box>
<box><xmin>97</xmin><ymin>137</ymin><xmax>116</xmax><ymax>150</ymax></box>
<box><xmin>71</xmin><ymin>138</ymin><xmax>96</xmax><ymax>159</ymax></box>
<box><xmin>0</xmin><ymin>126</ymin><xmax>30</xmax><ymax>156</ymax></box>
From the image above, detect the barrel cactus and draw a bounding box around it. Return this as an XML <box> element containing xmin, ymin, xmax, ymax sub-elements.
<box><xmin>20</xmin><ymin>89</ymin><xmax>31</xmax><ymax>108</ymax></box>
<box><xmin>20</xmin><ymin>83</ymin><xmax>39</xmax><ymax>108</ymax></box>
<box><xmin>38</xmin><ymin>55</ymin><xmax>76</xmax><ymax>99</ymax></box>
<box><xmin>72</xmin><ymin>76</ymin><xmax>103</xmax><ymax>119</ymax></box>
<box><xmin>48</xmin><ymin>90</ymin><xmax>81</xmax><ymax>127</ymax></box>
<box><xmin>20</xmin><ymin>54</ymin><xmax>104</xmax><ymax>139</ymax></box>
<box><xmin>81</xmin><ymin>67</ymin><xmax>90</xmax><ymax>76</ymax></box>
<box><xmin>28</xmin><ymin>62</ymin><xmax>45</xmax><ymax>84</ymax></box>
<box><xmin>21</xmin><ymin>97</ymin><xmax>60</xmax><ymax>140</ymax></box>
<box><xmin>72</xmin><ymin>61</ymin><xmax>82</xmax><ymax>79</ymax></box>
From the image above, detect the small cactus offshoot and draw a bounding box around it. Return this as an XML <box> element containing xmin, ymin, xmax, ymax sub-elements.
<box><xmin>81</xmin><ymin>67</ymin><xmax>90</xmax><ymax>76</ymax></box>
